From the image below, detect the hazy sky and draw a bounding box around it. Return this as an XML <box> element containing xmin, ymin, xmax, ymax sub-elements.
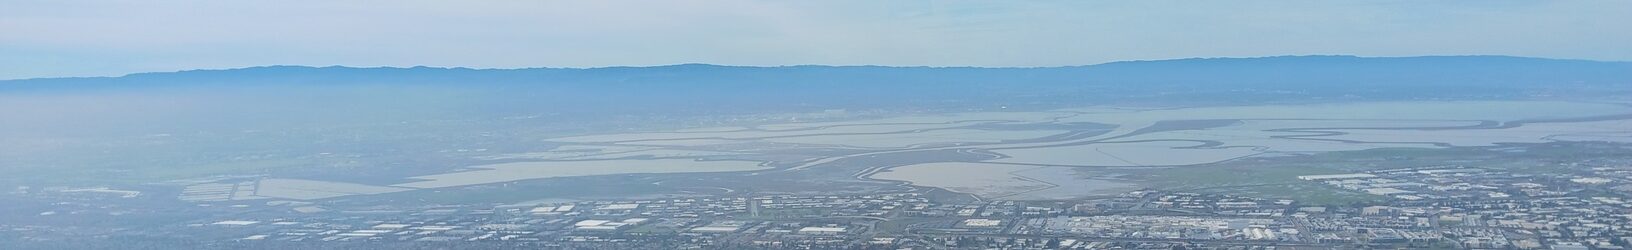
<box><xmin>2</xmin><ymin>0</ymin><xmax>1629</xmax><ymax>79</ymax></box>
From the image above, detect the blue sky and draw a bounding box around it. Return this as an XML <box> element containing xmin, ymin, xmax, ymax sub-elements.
<box><xmin>2</xmin><ymin>0</ymin><xmax>1629</xmax><ymax>79</ymax></box>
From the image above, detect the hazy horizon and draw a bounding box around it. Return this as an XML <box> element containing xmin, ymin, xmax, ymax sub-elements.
<box><xmin>4</xmin><ymin>1</ymin><xmax>1631</xmax><ymax>79</ymax></box>
<box><xmin>5</xmin><ymin>54</ymin><xmax>1626</xmax><ymax>81</ymax></box>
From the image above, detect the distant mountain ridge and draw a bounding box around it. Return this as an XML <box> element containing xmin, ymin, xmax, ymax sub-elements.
<box><xmin>6</xmin><ymin>55</ymin><xmax>1627</xmax><ymax>86</ymax></box>
<box><xmin>2</xmin><ymin>55</ymin><xmax>1628</xmax><ymax>108</ymax></box>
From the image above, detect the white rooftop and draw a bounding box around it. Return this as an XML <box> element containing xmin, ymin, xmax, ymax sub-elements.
<box><xmin>690</xmin><ymin>226</ymin><xmax>741</xmax><ymax>232</ymax></box>
<box><xmin>798</xmin><ymin>227</ymin><xmax>847</xmax><ymax>233</ymax></box>
<box><xmin>212</xmin><ymin>220</ymin><xmax>260</xmax><ymax>226</ymax></box>
<box><xmin>1297</xmin><ymin>173</ymin><xmax>1377</xmax><ymax>181</ymax></box>
<box><xmin>963</xmin><ymin>219</ymin><xmax>1002</xmax><ymax>227</ymax></box>
<box><xmin>574</xmin><ymin>219</ymin><xmax>611</xmax><ymax>227</ymax></box>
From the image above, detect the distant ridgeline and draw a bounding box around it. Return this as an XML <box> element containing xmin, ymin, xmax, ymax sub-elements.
<box><xmin>2</xmin><ymin>55</ymin><xmax>1629</xmax><ymax>110</ymax></box>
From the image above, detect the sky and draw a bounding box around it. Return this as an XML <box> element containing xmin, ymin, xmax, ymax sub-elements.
<box><xmin>2</xmin><ymin>0</ymin><xmax>1630</xmax><ymax>80</ymax></box>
